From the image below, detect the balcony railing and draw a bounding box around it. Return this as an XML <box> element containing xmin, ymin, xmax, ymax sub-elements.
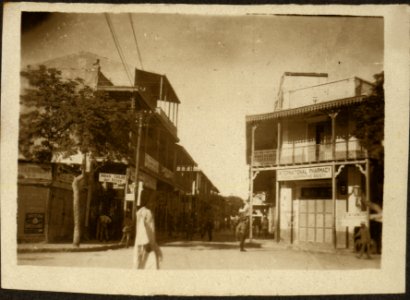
<box><xmin>253</xmin><ymin>140</ymin><xmax>367</xmax><ymax>167</ymax></box>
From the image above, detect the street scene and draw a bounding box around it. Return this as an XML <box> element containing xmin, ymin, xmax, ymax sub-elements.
<box><xmin>15</xmin><ymin>10</ymin><xmax>385</xmax><ymax>273</ymax></box>
<box><xmin>18</xmin><ymin>231</ymin><xmax>380</xmax><ymax>270</ymax></box>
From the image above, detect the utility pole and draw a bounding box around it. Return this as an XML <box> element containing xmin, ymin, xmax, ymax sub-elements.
<box><xmin>132</xmin><ymin>111</ymin><xmax>144</xmax><ymax>222</ymax></box>
<box><xmin>131</xmin><ymin>109</ymin><xmax>153</xmax><ymax>222</ymax></box>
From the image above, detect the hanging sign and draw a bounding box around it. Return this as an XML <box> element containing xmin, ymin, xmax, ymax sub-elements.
<box><xmin>277</xmin><ymin>166</ymin><xmax>332</xmax><ymax>181</ymax></box>
<box><xmin>99</xmin><ymin>173</ymin><xmax>126</xmax><ymax>185</ymax></box>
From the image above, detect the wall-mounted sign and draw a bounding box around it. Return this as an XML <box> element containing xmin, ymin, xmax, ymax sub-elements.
<box><xmin>18</xmin><ymin>164</ymin><xmax>52</xmax><ymax>181</ymax></box>
<box><xmin>24</xmin><ymin>213</ymin><xmax>45</xmax><ymax>234</ymax></box>
<box><xmin>340</xmin><ymin>211</ymin><xmax>368</xmax><ymax>227</ymax></box>
<box><xmin>160</xmin><ymin>166</ymin><xmax>174</xmax><ymax>180</ymax></box>
<box><xmin>56</xmin><ymin>172</ymin><xmax>75</xmax><ymax>184</ymax></box>
<box><xmin>99</xmin><ymin>173</ymin><xmax>126</xmax><ymax>185</ymax></box>
<box><xmin>139</xmin><ymin>172</ymin><xmax>157</xmax><ymax>190</ymax></box>
<box><xmin>144</xmin><ymin>154</ymin><xmax>159</xmax><ymax>173</ymax></box>
<box><xmin>277</xmin><ymin>166</ymin><xmax>332</xmax><ymax>181</ymax></box>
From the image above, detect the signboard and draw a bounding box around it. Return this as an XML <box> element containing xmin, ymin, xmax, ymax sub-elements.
<box><xmin>277</xmin><ymin>166</ymin><xmax>332</xmax><ymax>181</ymax></box>
<box><xmin>24</xmin><ymin>213</ymin><xmax>45</xmax><ymax>234</ymax></box>
<box><xmin>18</xmin><ymin>164</ymin><xmax>52</xmax><ymax>181</ymax></box>
<box><xmin>160</xmin><ymin>166</ymin><xmax>174</xmax><ymax>180</ymax></box>
<box><xmin>56</xmin><ymin>172</ymin><xmax>75</xmax><ymax>184</ymax></box>
<box><xmin>99</xmin><ymin>173</ymin><xmax>126</xmax><ymax>185</ymax></box>
<box><xmin>139</xmin><ymin>172</ymin><xmax>157</xmax><ymax>190</ymax></box>
<box><xmin>340</xmin><ymin>211</ymin><xmax>368</xmax><ymax>227</ymax></box>
<box><xmin>144</xmin><ymin>154</ymin><xmax>159</xmax><ymax>173</ymax></box>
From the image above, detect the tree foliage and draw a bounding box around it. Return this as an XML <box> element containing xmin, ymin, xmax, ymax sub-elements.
<box><xmin>224</xmin><ymin>196</ymin><xmax>245</xmax><ymax>216</ymax></box>
<box><xmin>20</xmin><ymin>65</ymin><xmax>136</xmax><ymax>246</ymax></box>
<box><xmin>353</xmin><ymin>71</ymin><xmax>384</xmax><ymax>165</ymax></box>
<box><xmin>20</xmin><ymin>65</ymin><xmax>135</xmax><ymax>163</ymax></box>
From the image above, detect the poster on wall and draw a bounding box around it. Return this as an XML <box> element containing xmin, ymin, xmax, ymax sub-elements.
<box><xmin>24</xmin><ymin>213</ymin><xmax>45</xmax><ymax>234</ymax></box>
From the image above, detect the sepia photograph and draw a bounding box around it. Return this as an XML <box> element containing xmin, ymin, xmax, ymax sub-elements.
<box><xmin>1</xmin><ymin>2</ymin><xmax>408</xmax><ymax>296</ymax></box>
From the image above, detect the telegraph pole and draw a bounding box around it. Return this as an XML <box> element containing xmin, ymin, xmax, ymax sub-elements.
<box><xmin>132</xmin><ymin>111</ymin><xmax>144</xmax><ymax>222</ymax></box>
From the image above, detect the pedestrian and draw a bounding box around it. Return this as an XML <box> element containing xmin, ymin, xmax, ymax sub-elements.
<box><xmin>97</xmin><ymin>214</ymin><xmax>112</xmax><ymax>242</ymax></box>
<box><xmin>355</xmin><ymin>221</ymin><xmax>372</xmax><ymax>259</ymax></box>
<box><xmin>119</xmin><ymin>210</ymin><xmax>132</xmax><ymax>248</ymax></box>
<box><xmin>205</xmin><ymin>214</ymin><xmax>214</xmax><ymax>241</ymax></box>
<box><xmin>133</xmin><ymin>192</ymin><xmax>163</xmax><ymax>269</ymax></box>
<box><xmin>262</xmin><ymin>216</ymin><xmax>269</xmax><ymax>238</ymax></box>
<box><xmin>236</xmin><ymin>216</ymin><xmax>249</xmax><ymax>252</ymax></box>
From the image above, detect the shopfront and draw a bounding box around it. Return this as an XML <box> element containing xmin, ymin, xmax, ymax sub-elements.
<box><xmin>276</xmin><ymin>165</ymin><xmax>367</xmax><ymax>249</ymax></box>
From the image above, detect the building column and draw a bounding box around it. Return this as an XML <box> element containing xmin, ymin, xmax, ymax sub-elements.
<box><xmin>329</xmin><ymin>112</ymin><xmax>338</xmax><ymax>248</ymax></box>
<box><xmin>332</xmin><ymin>164</ymin><xmax>337</xmax><ymax>248</ymax></box>
<box><xmin>275</xmin><ymin>120</ymin><xmax>281</xmax><ymax>242</ymax></box>
<box><xmin>249</xmin><ymin>124</ymin><xmax>257</xmax><ymax>241</ymax></box>
<box><xmin>329</xmin><ymin>111</ymin><xmax>339</xmax><ymax>160</ymax></box>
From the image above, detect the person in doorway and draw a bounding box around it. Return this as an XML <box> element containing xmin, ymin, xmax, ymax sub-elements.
<box><xmin>237</xmin><ymin>216</ymin><xmax>249</xmax><ymax>252</ymax></box>
<box><xmin>355</xmin><ymin>221</ymin><xmax>372</xmax><ymax>259</ymax></box>
<box><xmin>133</xmin><ymin>192</ymin><xmax>162</xmax><ymax>269</ymax></box>
<box><xmin>97</xmin><ymin>214</ymin><xmax>112</xmax><ymax>242</ymax></box>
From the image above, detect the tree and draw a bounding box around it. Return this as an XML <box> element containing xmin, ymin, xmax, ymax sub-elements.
<box><xmin>354</xmin><ymin>71</ymin><xmax>384</xmax><ymax>164</ymax></box>
<box><xmin>224</xmin><ymin>196</ymin><xmax>245</xmax><ymax>217</ymax></box>
<box><xmin>354</xmin><ymin>71</ymin><xmax>384</xmax><ymax>208</ymax></box>
<box><xmin>20</xmin><ymin>65</ymin><xmax>134</xmax><ymax>246</ymax></box>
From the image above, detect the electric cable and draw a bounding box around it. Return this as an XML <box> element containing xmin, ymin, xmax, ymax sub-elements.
<box><xmin>128</xmin><ymin>13</ymin><xmax>144</xmax><ymax>70</ymax></box>
<box><xmin>104</xmin><ymin>13</ymin><xmax>133</xmax><ymax>86</ymax></box>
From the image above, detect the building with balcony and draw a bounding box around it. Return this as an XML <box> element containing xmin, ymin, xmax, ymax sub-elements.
<box><xmin>18</xmin><ymin>52</ymin><xmax>222</xmax><ymax>242</ymax></box>
<box><xmin>245</xmin><ymin>72</ymin><xmax>380</xmax><ymax>251</ymax></box>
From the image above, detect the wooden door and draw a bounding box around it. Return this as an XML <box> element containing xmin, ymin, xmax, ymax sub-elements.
<box><xmin>299</xmin><ymin>199</ymin><xmax>333</xmax><ymax>245</ymax></box>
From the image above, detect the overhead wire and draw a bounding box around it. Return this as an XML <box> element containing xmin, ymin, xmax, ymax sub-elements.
<box><xmin>128</xmin><ymin>13</ymin><xmax>144</xmax><ymax>71</ymax></box>
<box><xmin>104</xmin><ymin>13</ymin><xmax>134</xmax><ymax>86</ymax></box>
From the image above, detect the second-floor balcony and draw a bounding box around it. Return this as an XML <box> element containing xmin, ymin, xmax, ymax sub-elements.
<box><xmin>155</xmin><ymin>107</ymin><xmax>177</xmax><ymax>139</ymax></box>
<box><xmin>253</xmin><ymin>140</ymin><xmax>367</xmax><ymax>167</ymax></box>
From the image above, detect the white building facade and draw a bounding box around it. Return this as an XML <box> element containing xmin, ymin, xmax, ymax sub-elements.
<box><xmin>246</xmin><ymin>72</ymin><xmax>378</xmax><ymax>250</ymax></box>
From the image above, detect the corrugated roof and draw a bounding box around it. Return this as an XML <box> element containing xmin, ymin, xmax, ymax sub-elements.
<box><xmin>284</xmin><ymin>72</ymin><xmax>328</xmax><ymax>78</ymax></box>
<box><xmin>246</xmin><ymin>95</ymin><xmax>367</xmax><ymax>123</ymax></box>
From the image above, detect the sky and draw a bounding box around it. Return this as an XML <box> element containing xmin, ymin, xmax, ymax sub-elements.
<box><xmin>21</xmin><ymin>12</ymin><xmax>384</xmax><ymax>199</ymax></box>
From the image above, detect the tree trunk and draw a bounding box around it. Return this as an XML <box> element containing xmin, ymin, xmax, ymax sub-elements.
<box><xmin>84</xmin><ymin>154</ymin><xmax>94</xmax><ymax>239</ymax></box>
<box><xmin>72</xmin><ymin>173</ymin><xmax>84</xmax><ymax>247</ymax></box>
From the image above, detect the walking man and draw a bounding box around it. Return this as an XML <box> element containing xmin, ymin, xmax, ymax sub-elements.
<box><xmin>237</xmin><ymin>217</ymin><xmax>249</xmax><ymax>252</ymax></box>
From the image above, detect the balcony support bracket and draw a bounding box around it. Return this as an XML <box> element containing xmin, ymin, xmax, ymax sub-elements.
<box><xmin>355</xmin><ymin>163</ymin><xmax>367</xmax><ymax>176</ymax></box>
<box><xmin>335</xmin><ymin>164</ymin><xmax>345</xmax><ymax>177</ymax></box>
<box><xmin>252</xmin><ymin>170</ymin><xmax>259</xmax><ymax>180</ymax></box>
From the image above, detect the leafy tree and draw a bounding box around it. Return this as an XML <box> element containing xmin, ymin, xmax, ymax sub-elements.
<box><xmin>224</xmin><ymin>196</ymin><xmax>245</xmax><ymax>216</ymax></box>
<box><xmin>354</xmin><ymin>71</ymin><xmax>384</xmax><ymax>207</ymax></box>
<box><xmin>354</xmin><ymin>71</ymin><xmax>384</xmax><ymax>164</ymax></box>
<box><xmin>20</xmin><ymin>65</ymin><xmax>134</xmax><ymax>246</ymax></box>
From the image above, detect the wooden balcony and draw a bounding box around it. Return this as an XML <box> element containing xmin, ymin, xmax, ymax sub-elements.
<box><xmin>155</xmin><ymin>107</ymin><xmax>178</xmax><ymax>139</ymax></box>
<box><xmin>253</xmin><ymin>140</ymin><xmax>367</xmax><ymax>167</ymax></box>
